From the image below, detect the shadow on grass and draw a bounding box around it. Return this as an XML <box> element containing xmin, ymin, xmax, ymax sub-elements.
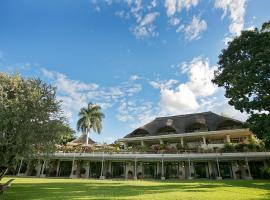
<box><xmin>1</xmin><ymin>178</ymin><xmax>270</xmax><ymax>200</ymax></box>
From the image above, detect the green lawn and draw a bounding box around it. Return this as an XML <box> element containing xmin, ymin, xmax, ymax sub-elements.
<box><xmin>1</xmin><ymin>177</ymin><xmax>270</xmax><ymax>200</ymax></box>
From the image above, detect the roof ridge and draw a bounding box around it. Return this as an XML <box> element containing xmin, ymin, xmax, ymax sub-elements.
<box><xmin>155</xmin><ymin>111</ymin><xmax>213</xmax><ymax>119</ymax></box>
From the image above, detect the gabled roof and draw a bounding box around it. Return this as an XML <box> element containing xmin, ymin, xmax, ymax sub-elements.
<box><xmin>124</xmin><ymin>111</ymin><xmax>244</xmax><ymax>138</ymax></box>
<box><xmin>68</xmin><ymin>134</ymin><xmax>96</xmax><ymax>145</ymax></box>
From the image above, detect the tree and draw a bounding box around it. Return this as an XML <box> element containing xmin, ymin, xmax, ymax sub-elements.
<box><xmin>212</xmin><ymin>21</ymin><xmax>270</xmax><ymax>147</ymax></box>
<box><xmin>0</xmin><ymin>73</ymin><xmax>74</xmax><ymax>174</ymax></box>
<box><xmin>77</xmin><ymin>103</ymin><xmax>105</xmax><ymax>145</ymax></box>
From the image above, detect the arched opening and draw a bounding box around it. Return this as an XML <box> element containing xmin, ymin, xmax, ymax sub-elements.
<box><xmin>186</xmin><ymin>123</ymin><xmax>208</xmax><ymax>133</ymax></box>
<box><xmin>156</xmin><ymin>126</ymin><xmax>176</xmax><ymax>134</ymax></box>
<box><xmin>217</xmin><ymin>120</ymin><xmax>243</xmax><ymax>130</ymax></box>
<box><xmin>130</xmin><ymin>128</ymin><xmax>149</xmax><ymax>137</ymax></box>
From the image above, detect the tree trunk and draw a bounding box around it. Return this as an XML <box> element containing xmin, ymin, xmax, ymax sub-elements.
<box><xmin>85</xmin><ymin>130</ymin><xmax>89</xmax><ymax>145</ymax></box>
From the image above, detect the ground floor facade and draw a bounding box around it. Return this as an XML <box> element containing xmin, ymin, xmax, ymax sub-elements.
<box><xmin>14</xmin><ymin>152</ymin><xmax>270</xmax><ymax>180</ymax></box>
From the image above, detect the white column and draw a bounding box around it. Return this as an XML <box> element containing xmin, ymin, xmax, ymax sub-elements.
<box><xmin>55</xmin><ymin>160</ymin><xmax>60</xmax><ymax>177</ymax></box>
<box><xmin>40</xmin><ymin>160</ymin><xmax>46</xmax><ymax>178</ymax></box>
<box><xmin>35</xmin><ymin>160</ymin><xmax>42</xmax><ymax>177</ymax></box>
<box><xmin>202</xmin><ymin>136</ymin><xmax>206</xmax><ymax>145</ymax></box>
<box><xmin>208</xmin><ymin>161</ymin><xmax>212</xmax><ymax>179</ymax></box>
<box><xmin>188</xmin><ymin>158</ymin><xmax>192</xmax><ymax>179</ymax></box>
<box><xmin>134</xmin><ymin>158</ymin><xmax>137</xmax><ymax>180</ymax></box>
<box><xmin>245</xmin><ymin>157</ymin><xmax>253</xmax><ymax>180</ymax></box>
<box><xmin>159</xmin><ymin>139</ymin><xmax>163</xmax><ymax>145</ymax></box>
<box><xmin>70</xmin><ymin>153</ymin><xmax>77</xmax><ymax>178</ymax></box>
<box><xmin>100</xmin><ymin>152</ymin><xmax>105</xmax><ymax>179</ymax></box>
<box><xmin>161</xmin><ymin>158</ymin><xmax>165</xmax><ymax>180</ymax></box>
<box><xmin>17</xmin><ymin>158</ymin><xmax>24</xmax><ymax>176</ymax></box>
<box><xmin>141</xmin><ymin>140</ymin><xmax>144</xmax><ymax>146</ymax></box>
<box><xmin>85</xmin><ymin>161</ymin><xmax>90</xmax><ymax>179</ymax></box>
<box><xmin>226</xmin><ymin>135</ymin><xmax>231</xmax><ymax>143</ymax></box>
<box><xmin>216</xmin><ymin>157</ymin><xmax>222</xmax><ymax>180</ymax></box>
<box><xmin>180</xmin><ymin>138</ymin><xmax>184</xmax><ymax>147</ymax></box>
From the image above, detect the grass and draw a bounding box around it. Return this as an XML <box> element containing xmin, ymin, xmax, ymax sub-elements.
<box><xmin>1</xmin><ymin>177</ymin><xmax>270</xmax><ymax>200</ymax></box>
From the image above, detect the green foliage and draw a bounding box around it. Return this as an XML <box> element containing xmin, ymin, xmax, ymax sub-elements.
<box><xmin>261</xmin><ymin>167</ymin><xmax>270</xmax><ymax>179</ymax></box>
<box><xmin>247</xmin><ymin>114</ymin><xmax>270</xmax><ymax>148</ymax></box>
<box><xmin>0</xmin><ymin>73</ymin><xmax>73</xmax><ymax>171</ymax></box>
<box><xmin>223</xmin><ymin>143</ymin><xmax>236</xmax><ymax>152</ymax></box>
<box><xmin>212</xmin><ymin>21</ymin><xmax>270</xmax><ymax>144</ymax></box>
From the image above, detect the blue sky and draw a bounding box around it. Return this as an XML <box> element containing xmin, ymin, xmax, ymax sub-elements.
<box><xmin>0</xmin><ymin>0</ymin><xmax>269</xmax><ymax>143</ymax></box>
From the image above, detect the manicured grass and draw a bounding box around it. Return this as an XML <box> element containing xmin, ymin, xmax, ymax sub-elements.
<box><xmin>1</xmin><ymin>177</ymin><xmax>270</xmax><ymax>200</ymax></box>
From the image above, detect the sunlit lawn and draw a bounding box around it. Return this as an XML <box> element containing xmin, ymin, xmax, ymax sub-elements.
<box><xmin>1</xmin><ymin>177</ymin><xmax>270</xmax><ymax>200</ymax></box>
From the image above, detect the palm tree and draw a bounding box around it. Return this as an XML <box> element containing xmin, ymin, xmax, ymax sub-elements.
<box><xmin>77</xmin><ymin>102</ymin><xmax>105</xmax><ymax>145</ymax></box>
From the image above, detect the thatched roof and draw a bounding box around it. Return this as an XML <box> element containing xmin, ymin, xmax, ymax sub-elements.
<box><xmin>68</xmin><ymin>134</ymin><xmax>96</xmax><ymax>145</ymax></box>
<box><xmin>124</xmin><ymin>111</ymin><xmax>244</xmax><ymax>138</ymax></box>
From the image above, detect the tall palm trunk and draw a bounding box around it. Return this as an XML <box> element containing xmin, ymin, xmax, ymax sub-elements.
<box><xmin>85</xmin><ymin>129</ymin><xmax>89</xmax><ymax>145</ymax></box>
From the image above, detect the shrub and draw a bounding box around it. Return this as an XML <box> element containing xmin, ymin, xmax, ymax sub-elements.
<box><xmin>223</xmin><ymin>143</ymin><xmax>235</xmax><ymax>152</ymax></box>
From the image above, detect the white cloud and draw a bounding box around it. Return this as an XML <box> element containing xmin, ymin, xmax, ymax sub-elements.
<box><xmin>91</xmin><ymin>0</ymin><xmax>206</xmax><ymax>40</ymax></box>
<box><xmin>129</xmin><ymin>74</ymin><xmax>140</xmax><ymax>81</ymax></box>
<box><xmin>165</xmin><ymin>0</ymin><xmax>199</xmax><ymax>16</ymax></box>
<box><xmin>116</xmin><ymin>99</ymin><xmax>156</xmax><ymax>128</ymax></box>
<box><xmin>165</xmin><ymin>0</ymin><xmax>177</xmax><ymax>16</ymax></box>
<box><xmin>149</xmin><ymin>56</ymin><xmax>248</xmax><ymax>121</ymax></box>
<box><xmin>41</xmin><ymin>68</ymin><xmax>142</xmax><ymax>124</ymax></box>
<box><xmin>150</xmin><ymin>57</ymin><xmax>217</xmax><ymax>115</ymax></box>
<box><xmin>215</xmin><ymin>0</ymin><xmax>246</xmax><ymax>36</ymax></box>
<box><xmin>183</xmin><ymin>16</ymin><xmax>207</xmax><ymax>41</ymax></box>
<box><xmin>177</xmin><ymin>0</ymin><xmax>199</xmax><ymax>13</ymax></box>
<box><xmin>168</xmin><ymin>17</ymin><xmax>180</xmax><ymax>26</ymax></box>
<box><xmin>131</xmin><ymin>12</ymin><xmax>160</xmax><ymax>39</ymax></box>
<box><xmin>181</xmin><ymin>57</ymin><xmax>217</xmax><ymax>96</ymax></box>
<box><xmin>150</xmin><ymin>79</ymin><xmax>178</xmax><ymax>89</ymax></box>
<box><xmin>160</xmin><ymin>84</ymin><xmax>199</xmax><ymax>113</ymax></box>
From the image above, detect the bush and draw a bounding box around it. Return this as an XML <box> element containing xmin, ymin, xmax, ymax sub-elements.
<box><xmin>223</xmin><ymin>143</ymin><xmax>235</xmax><ymax>152</ymax></box>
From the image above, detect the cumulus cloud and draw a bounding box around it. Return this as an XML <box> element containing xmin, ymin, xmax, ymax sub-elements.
<box><xmin>150</xmin><ymin>57</ymin><xmax>217</xmax><ymax>114</ymax></box>
<box><xmin>215</xmin><ymin>0</ymin><xmax>246</xmax><ymax>36</ymax></box>
<box><xmin>181</xmin><ymin>57</ymin><xmax>217</xmax><ymax>96</ymax></box>
<box><xmin>149</xmin><ymin>56</ymin><xmax>248</xmax><ymax>121</ymax></box>
<box><xmin>183</xmin><ymin>16</ymin><xmax>207</xmax><ymax>41</ymax></box>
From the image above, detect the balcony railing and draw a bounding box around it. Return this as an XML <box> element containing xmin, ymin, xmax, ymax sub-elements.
<box><xmin>41</xmin><ymin>151</ymin><xmax>270</xmax><ymax>161</ymax></box>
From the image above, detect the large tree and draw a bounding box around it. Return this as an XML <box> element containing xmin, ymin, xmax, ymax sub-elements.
<box><xmin>77</xmin><ymin>102</ymin><xmax>105</xmax><ymax>145</ymax></box>
<box><xmin>212</xmin><ymin>21</ymin><xmax>270</xmax><ymax>146</ymax></box>
<box><xmin>0</xmin><ymin>73</ymin><xmax>74</xmax><ymax>173</ymax></box>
